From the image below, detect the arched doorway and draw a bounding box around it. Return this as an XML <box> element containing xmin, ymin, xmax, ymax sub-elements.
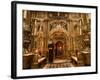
<box><xmin>55</xmin><ymin>41</ymin><xmax>64</xmax><ymax>59</ymax></box>
<box><xmin>48</xmin><ymin>24</ymin><xmax>68</xmax><ymax>63</ymax></box>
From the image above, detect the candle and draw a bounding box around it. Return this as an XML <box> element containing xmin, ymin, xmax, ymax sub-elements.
<box><xmin>24</xmin><ymin>10</ymin><xmax>27</xmax><ymax>19</ymax></box>
<box><xmin>80</xmin><ymin>20</ymin><xmax>82</xmax><ymax>35</ymax></box>
<box><xmin>35</xmin><ymin>19</ymin><xmax>37</xmax><ymax>25</ymax></box>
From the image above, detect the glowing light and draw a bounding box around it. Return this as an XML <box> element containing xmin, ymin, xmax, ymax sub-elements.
<box><xmin>35</xmin><ymin>49</ymin><xmax>38</xmax><ymax>53</ymax></box>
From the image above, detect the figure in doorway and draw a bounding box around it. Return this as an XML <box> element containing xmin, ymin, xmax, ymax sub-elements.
<box><xmin>48</xmin><ymin>43</ymin><xmax>54</xmax><ymax>63</ymax></box>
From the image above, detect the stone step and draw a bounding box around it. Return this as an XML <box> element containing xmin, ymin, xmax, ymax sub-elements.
<box><xmin>43</xmin><ymin>62</ymin><xmax>74</xmax><ymax>69</ymax></box>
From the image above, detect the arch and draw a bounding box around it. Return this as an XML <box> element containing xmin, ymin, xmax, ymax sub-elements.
<box><xmin>48</xmin><ymin>24</ymin><xmax>68</xmax><ymax>59</ymax></box>
<box><xmin>49</xmin><ymin>20</ymin><xmax>67</xmax><ymax>25</ymax></box>
<box><xmin>48</xmin><ymin>20</ymin><xmax>68</xmax><ymax>31</ymax></box>
<box><xmin>48</xmin><ymin>24</ymin><xmax>68</xmax><ymax>39</ymax></box>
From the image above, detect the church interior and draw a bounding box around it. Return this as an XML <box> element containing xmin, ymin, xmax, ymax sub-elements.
<box><xmin>23</xmin><ymin>10</ymin><xmax>91</xmax><ymax>69</ymax></box>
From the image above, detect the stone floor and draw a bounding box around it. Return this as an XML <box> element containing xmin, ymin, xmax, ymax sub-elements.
<box><xmin>43</xmin><ymin>58</ymin><xmax>74</xmax><ymax>68</ymax></box>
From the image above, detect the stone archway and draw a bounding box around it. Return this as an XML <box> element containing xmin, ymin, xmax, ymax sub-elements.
<box><xmin>48</xmin><ymin>24</ymin><xmax>68</xmax><ymax>61</ymax></box>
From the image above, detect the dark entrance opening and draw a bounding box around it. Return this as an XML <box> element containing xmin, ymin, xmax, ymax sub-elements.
<box><xmin>55</xmin><ymin>41</ymin><xmax>64</xmax><ymax>59</ymax></box>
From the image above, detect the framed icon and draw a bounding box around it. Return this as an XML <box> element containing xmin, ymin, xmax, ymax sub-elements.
<box><xmin>11</xmin><ymin>1</ymin><xmax>98</xmax><ymax>79</ymax></box>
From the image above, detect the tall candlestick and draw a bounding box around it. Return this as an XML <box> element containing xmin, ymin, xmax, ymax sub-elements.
<box><xmin>24</xmin><ymin>10</ymin><xmax>27</xmax><ymax>19</ymax></box>
<box><xmin>34</xmin><ymin>20</ymin><xmax>37</xmax><ymax>35</ymax></box>
<box><xmin>80</xmin><ymin>20</ymin><xmax>82</xmax><ymax>35</ymax></box>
